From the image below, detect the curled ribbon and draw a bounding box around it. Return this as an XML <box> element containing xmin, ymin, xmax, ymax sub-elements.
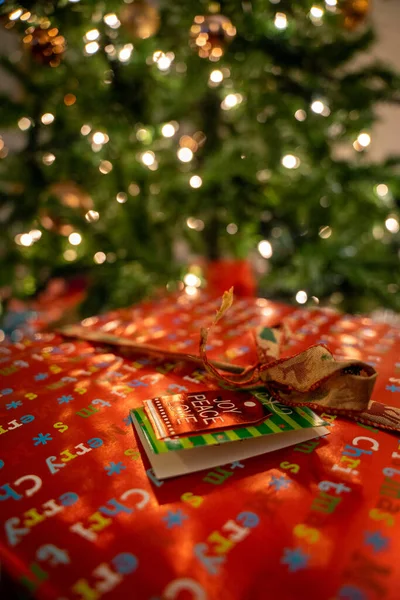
<box><xmin>200</xmin><ymin>288</ymin><xmax>400</xmax><ymax>433</ymax></box>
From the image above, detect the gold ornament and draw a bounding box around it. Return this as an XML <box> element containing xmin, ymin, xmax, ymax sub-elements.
<box><xmin>120</xmin><ymin>2</ymin><xmax>160</xmax><ymax>39</ymax></box>
<box><xmin>341</xmin><ymin>0</ymin><xmax>370</xmax><ymax>30</ymax></box>
<box><xmin>41</xmin><ymin>182</ymin><xmax>93</xmax><ymax>233</ymax></box>
<box><xmin>190</xmin><ymin>14</ymin><xmax>236</xmax><ymax>60</ymax></box>
<box><xmin>22</xmin><ymin>25</ymin><xmax>66</xmax><ymax>67</ymax></box>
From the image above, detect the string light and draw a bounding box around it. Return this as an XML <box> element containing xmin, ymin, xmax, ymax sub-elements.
<box><xmin>385</xmin><ymin>216</ymin><xmax>399</xmax><ymax>234</ymax></box>
<box><xmin>41</xmin><ymin>113</ymin><xmax>55</xmax><ymax>125</ymax></box>
<box><xmin>99</xmin><ymin>160</ymin><xmax>113</xmax><ymax>174</ymax></box>
<box><xmin>20</xmin><ymin>233</ymin><xmax>33</xmax><ymax>247</ymax></box>
<box><xmin>64</xmin><ymin>249</ymin><xmax>77</xmax><ymax>261</ymax></box>
<box><xmin>296</xmin><ymin>290</ymin><xmax>308</xmax><ymax>304</ymax></box>
<box><xmin>281</xmin><ymin>154</ymin><xmax>300</xmax><ymax>169</ymax></box>
<box><xmin>274</xmin><ymin>13</ymin><xmax>288</xmax><ymax>30</ymax></box>
<box><xmin>119</xmin><ymin>44</ymin><xmax>133</xmax><ymax>62</ymax></box>
<box><xmin>153</xmin><ymin>51</ymin><xmax>173</xmax><ymax>71</ymax></box>
<box><xmin>141</xmin><ymin>151</ymin><xmax>155</xmax><ymax>166</ymax></box>
<box><xmin>221</xmin><ymin>93</ymin><xmax>243</xmax><ymax>110</ymax></box>
<box><xmin>81</xmin><ymin>124</ymin><xmax>91</xmax><ymax>135</ymax></box>
<box><xmin>325</xmin><ymin>0</ymin><xmax>337</xmax><ymax>5</ymax></box>
<box><xmin>85</xmin><ymin>42</ymin><xmax>100</xmax><ymax>55</ymax></box>
<box><xmin>186</xmin><ymin>217</ymin><xmax>204</xmax><ymax>231</ymax></box>
<box><xmin>92</xmin><ymin>132</ymin><xmax>107</xmax><ymax>144</ymax></box>
<box><xmin>185</xmin><ymin>286</ymin><xmax>198</xmax><ymax>296</ymax></box>
<box><xmin>294</xmin><ymin>109</ymin><xmax>307</xmax><ymax>122</ymax></box>
<box><xmin>103</xmin><ymin>13</ymin><xmax>121</xmax><ymax>28</ymax></box>
<box><xmin>29</xmin><ymin>229</ymin><xmax>42</xmax><ymax>241</ymax></box>
<box><xmin>210</xmin><ymin>69</ymin><xmax>223</xmax><ymax>83</ymax></box>
<box><xmin>184</xmin><ymin>273</ymin><xmax>201</xmax><ymax>287</ymax></box>
<box><xmin>20</xmin><ymin>12</ymin><xmax>31</xmax><ymax>21</ymax></box>
<box><xmin>311</xmin><ymin>100</ymin><xmax>324</xmax><ymax>114</ymax></box>
<box><xmin>258</xmin><ymin>240</ymin><xmax>273</xmax><ymax>258</ymax></box>
<box><xmin>18</xmin><ymin>117</ymin><xmax>31</xmax><ymax>131</ymax></box>
<box><xmin>85</xmin><ymin>210</ymin><xmax>100</xmax><ymax>223</ymax></box>
<box><xmin>161</xmin><ymin>123</ymin><xmax>175</xmax><ymax>137</ymax></box>
<box><xmin>128</xmin><ymin>183</ymin><xmax>140</xmax><ymax>196</ymax></box>
<box><xmin>375</xmin><ymin>184</ymin><xmax>389</xmax><ymax>198</ymax></box>
<box><xmin>94</xmin><ymin>251</ymin><xmax>106</xmax><ymax>264</ymax></box>
<box><xmin>9</xmin><ymin>9</ymin><xmax>23</xmax><ymax>20</ymax></box>
<box><xmin>84</xmin><ymin>29</ymin><xmax>100</xmax><ymax>42</ymax></box>
<box><xmin>42</xmin><ymin>153</ymin><xmax>56</xmax><ymax>165</ymax></box>
<box><xmin>310</xmin><ymin>6</ymin><xmax>324</xmax><ymax>18</ymax></box>
<box><xmin>357</xmin><ymin>132</ymin><xmax>371</xmax><ymax>148</ymax></box>
<box><xmin>189</xmin><ymin>175</ymin><xmax>202</xmax><ymax>188</ymax></box>
<box><xmin>177</xmin><ymin>148</ymin><xmax>193</xmax><ymax>163</ymax></box>
<box><xmin>319</xmin><ymin>225</ymin><xmax>332</xmax><ymax>239</ymax></box>
<box><xmin>226</xmin><ymin>223</ymin><xmax>238</xmax><ymax>234</ymax></box>
<box><xmin>69</xmin><ymin>232</ymin><xmax>82</xmax><ymax>245</ymax></box>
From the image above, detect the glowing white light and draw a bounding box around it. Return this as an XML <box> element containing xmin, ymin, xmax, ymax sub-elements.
<box><xmin>141</xmin><ymin>151</ymin><xmax>155</xmax><ymax>166</ymax></box>
<box><xmin>325</xmin><ymin>0</ymin><xmax>337</xmax><ymax>5</ymax></box>
<box><xmin>319</xmin><ymin>225</ymin><xmax>332</xmax><ymax>239</ymax></box>
<box><xmin>258</xmin><ymin>240</ymin><xmax>273</xmax><ymax>258</ymax></box>
<box><xmin>223</xmin><ymin>94</ymin><xmax>239</xmax><ymax>109</ymax></box>
<box><xmin>92</xmin><ymin>132</ymin><xmax>106</xmax><ymax>144</ymax></box>
<box><xmin>157</xmin><ymin>56</ymin><xmax>172</xmax><ymax>71</ymax></box>
<box><xmin>385</xmin><ymin>217</ymin><xmax>399</xmax><ymax>234</ymax></box>
<box><xmin>357</xmin><ymin>132</ymin><xmax>371</xmax><ymax>148</ymax></box>
<box><xmin>210</xmin><ymin>69</ymin><xmax>223</xmax><ymax>83</ymax></box>
<box><xmin>85</xmin><ymin>29</ymin><xmax>100</xmax><ymax>41</ymax></box>
<box><xmin>104</xmin><ymin>13</ymin><xmax>120</xmax><ymax>28</ymax></box>
<box><xmin>227</xmin><ymin>223</ymin><xmax>238</xmax><ymax>235</ymax></box>
<box><xmin>189</xmin><ymin>175</ymin><xmax>202</xmax><ymax>188</ymax></box>
<box><xmin>9</xmin><ymin>9</ymin><xmax>23</xmax><ymax>20</ymax></box>
<box><xmin>94</xmin><ymin>251</ymin><xmax>106</xmax><ymax>264</ymax></box>
<box><xmin>64</xmin><ymin>249</ymin><xmax>77</xmax><ymax>261</ymax></box>
<box><xmin>185</xmin><ymin>285</ymin><xmax>198</xmax><ymax>296</ymax></box>
<box><xmin>187</xmin><ymin>217</ymin><xmax>197</xmax><ymax>229</ymax></box>
<box><xmin>161</xmin><ymin>123</ymin><xmax>175</xmax><ymax>137</ymax></box>
<box><xmin>99</xmin><ymin>160</ymin><xmax>113</xmax><ymax>174</ymax></box>
<box><xmin>29</xmin><ymin>229</ymin><xmax>42</xmax><ymax>241</ymax></box>
<box><xmin>177</xmin><ymin>147</ymin><xmax>193</xmax><ymax>163</ymax></box>
<box><xmin>116</xmin><ymin>192</ymin><xmax>127</xmax><ymax>203</ymax></box>
<box><xmin>281</xmin><ymin>154</ymin><xmax>300</xmax><ymax>169</ymax></box>
<box><xmin>85</xmin><ymin>42</ymin><xmax>100</xmax><ymax>55</ymax></box>
<box><xmin>18</xmin><ymin>117</ymin><xmax>31</xmax><ymax>131</ymax></box>
<box><xmin>85</xmin><ymin>210</ymin><xmax>100</xmax><ymax>223</ymax></box>
<box><xmin>41</xmin><ymin>113</ymin><xmax>55</xmax><ymax>125</ymax></box>
<box><xmin>20</xmin><ymin>233</ymin><xmax>33</xmax><ymax>247</ymax></box>
<box><xmin>375</xmin><ymin>184</ymin><xmax>389</xmax><ymax>197</ymax></box>
<box><xmin>310</xmin><ymin>6</ymin><xmax>324</xmax><ymax>18</ymax></box>
<box><xmin>294</xmin><ymin>109</ymin><xmax>306</xmax><ymax>121</ymax></box>
<box><xmin>184</xmin><ymin>273</ymin><xmax>201</xmax><ymax>287</ymax></box>
<box><xmin>42</xmin><ymin>153</ymin><xmax>56</xmax><ymax>166</ymax></box>
<box><xmin>69</xmin><ymin>232</ymin><xmax>82</xmax><ymax>246</ymax></box>
<box><xmin>119</xmin><ymin>45</ymin><xmax>133</xmax><ymax>62</ymax></box>
<box><xmin>81</xmin><ymin>124</ymin><xmax>91</xmax><ymax>135</ymax></box>
<box><xmin>274</xmin><ymin>13</ymin><xmax>287</xmax><ymax>29</ymax></box>
<box><xmin>311</xmin><ymin>100</ymin><xmax>324</xmax><ymax>114</ymax></box>
<box><xmin>296</xmin><ymin>290</ymin><xmax>308</xmax><ymax>304</ymax></box>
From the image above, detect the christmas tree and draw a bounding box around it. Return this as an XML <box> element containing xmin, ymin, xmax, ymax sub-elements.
<box><xmin>1</xmin><ymin>0</ymin><xmax>399</xmax><ymax>318</ymax></box>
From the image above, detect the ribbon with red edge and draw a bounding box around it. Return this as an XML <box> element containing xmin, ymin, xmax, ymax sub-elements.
<box><xmin>200</xmin><ymin>288</ymin><xmax>400</xmax><ymax>433</ymax></box>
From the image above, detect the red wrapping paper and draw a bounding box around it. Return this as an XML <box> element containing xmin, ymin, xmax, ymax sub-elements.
<box><xmin>1</xmin><ymin>292</ymin><xmax>400</xmax><ymax>600</ymax></box>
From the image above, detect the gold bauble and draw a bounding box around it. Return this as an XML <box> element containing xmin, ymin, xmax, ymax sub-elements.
<box><xmin>341</xmin><ymin>0</ymin><xmax>370</xmax><ymax>30</ymax></box>
<box><xmin>120</xmin><ymin>2</ymin><xmax>160</xmax><ymax>39</ymax></box>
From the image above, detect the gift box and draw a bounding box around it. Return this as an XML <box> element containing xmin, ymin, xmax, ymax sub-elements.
<box><xmin>1</xmin><ymin>291</ymin><xmax>400</xmax><ymax>600</ymax></box>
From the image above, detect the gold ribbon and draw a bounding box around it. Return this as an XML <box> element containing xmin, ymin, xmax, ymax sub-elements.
<box><xmin>200</xmin><ymin>288</ymin><xmax>400</xmax><ymax>433</ymax></box>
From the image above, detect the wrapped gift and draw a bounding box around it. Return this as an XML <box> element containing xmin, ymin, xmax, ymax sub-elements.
<box><xmin>1</xmin><ymin>291</ymin><xmax>400</xmax><ymax>599</ymax></box>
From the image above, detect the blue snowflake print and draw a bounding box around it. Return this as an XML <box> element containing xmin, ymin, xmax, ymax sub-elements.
<box><xmin>1</xmin><ymin>388</ymin><xmax>13</xmax><ymax>395</ymax></box>
<box><xmin>269</xmin><ymin>475</ymin><xmax>291</xmax><ymax>491</ymax></box>
<box><xmin>162</xmin><ymin>509</ymin><xmax>188</xmax><ymax>529</ymax></box>
<box><xmin>105</xmin><ymin>461</ymin><xmax>127</xmax><ymax>476</ymax></box>
<box><xmin>57</xmin><ymin>394</ymin><xmax>74</xmax><ymax>404</ymax></box>
<box><xmin>6</xmin><ymin>401</ymin><xmax>22</xmax><ymax>410</ymax></box>
<box><xmin>123</xmin><ymin>415</ymin><xmax>132</xmax><ymax>426</ymax></box>
<box><xmin>33</xmin><ymin>433</ymin><xmax>53</xmax><ymax>446</ymax></box>
<box><xmin>386</xmin><ymin>384</ymin><xmax>400</xmax><ymax>393</ymax></box>
<box><xmin>34</xmin><ymin>372</ymin><xmax>48</xmax><ymax>381</ymax></box>
<box><xmin>364</xmin><ymin>531</ymin><xmax>389</xmax><ymax>553</ymax></box>
<box><xmin>281</xmin><ymin>547</ymin><xmax>310</xmax><ymax>572</ymax></box>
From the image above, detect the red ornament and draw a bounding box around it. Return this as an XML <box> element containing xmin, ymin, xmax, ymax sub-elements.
<box><xmin>206</xmin><ymin>258</ymin><xmax>256</xmax><ymax>297</ymax></box>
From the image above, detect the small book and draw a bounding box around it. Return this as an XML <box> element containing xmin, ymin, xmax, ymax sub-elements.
<box><xmin>131</xmin><ymin>390</ymin><xmax>329</xmax><ymax>479</ymax></box>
